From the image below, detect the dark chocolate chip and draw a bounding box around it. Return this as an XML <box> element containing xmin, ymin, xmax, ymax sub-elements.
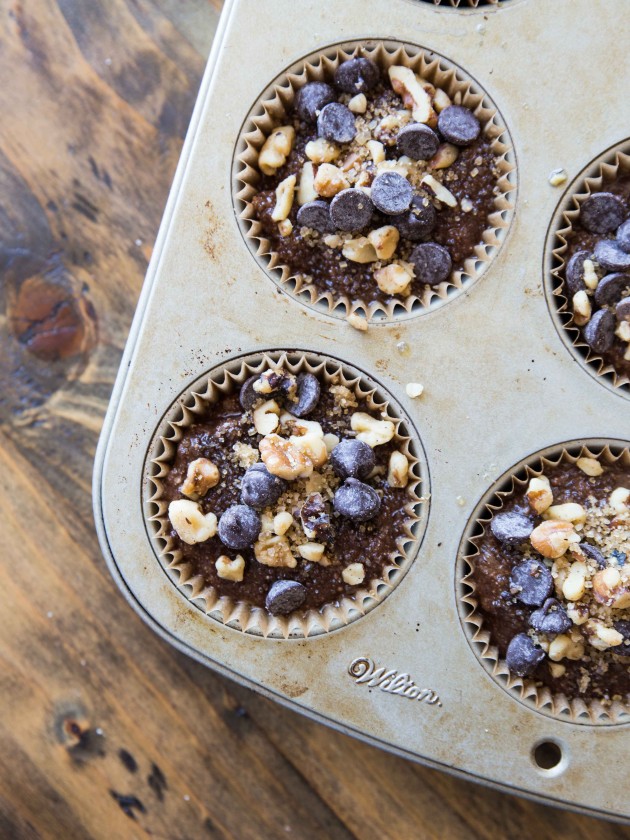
<box><xmin>397</xmin><ymin>123</ymin><xmax>440</xmax><ymax>161</ymax></box>
<box><xmin>529</xmin><ymin>598</ymin><xmax>571</xmax><ymax>636</ymax></box>
<box><xmin>317</xmin><ymin>102</ymin><xmax>356</xmax><ymax>144</ymax></box>
<box><xmin>437</xmin><ymin>105</ymin><xmax>481</xmax><ymax>146</ymax></box>
<box><xmin>330</xmin><ymin>188</ymin><xmax>374</xmax><ymax>231</ymax></box>
<box><xmin>296</xmin><ymin>200</ymin><xmax>336</xmax><ymax>234</ymax></box>
<box><xmin>583</xmin><ymin>308</ymin><xmax>615</xmax><ymax>354</ymax></box>
<box><xmin>594</xmin><ymin>239</ymin><xmax>630</xmax><ymax>272</ymax></box>
<box><xmin>580</xmin><ymin>192</ymin><xmax>627</xmax><ymax>235</ymax></box>
<box><xmin>334</xmin><ymin>57</ymin><xmax>380</xmax><ymax>94</ymax></box>
<box><xmin>490</xmin><ymin>511</ymin><xmax>534</xmax><ymax>545</ymax></box>
<box><xmin>391</xmin><ymin>195</ymin><xmax>437</xmax><ymax>242</ymax></box>
<box><xmin>330</xmin><ymin>439</ymin><xmax>375</xmax><ymax>480</ymax></box>
<box><xmin>296</xmin><ymin>82</ymin><xmax>336</xmax><ymax>123</ymax></box>
<box><xmin>265</xmin><ymin>580</ymin><xmax>307</xmax><ymax>615</ymax></box>
<box><xmin>300</xmin><ymin>492</ymin><xmax>333</xmax><ymax>542</ymax></box>
<box><xmin>218</xmin><ymin>504</ymin><xmax>261</xmax><ymax>550</ymax></box>
<box><xmin>505</xmin><ymin>633</ymin><xmax>545</xmax><ymax>677</ymax></box>
<box><xmin>565</xmin><ymin>250</ymin><xmax>592</xmax><ymax>295</ymax></box>
<box><xmin>409</xmin><ymin>242</ymin><xmax>452</xmax><ymax>286</ymax></box>
<box><xmin>594</xmin><ymin>272</ymin><xmax>630</xmax><ymax>307</ymax></box>
<box><xmin>239</xmin><ymin>375</ymin><xmax>263</xmax><ymax>411</ymax></box>
<box><xmin>613</xmin><ymin>620</ymin><xmax>630</xmax><ymax>657</ymax></box>
<box><xmin>579</xmin><ymin>542</ymin><xmax>607</xmax><ymax>569</ymax></box>
<box><xmin>509</xmin><ymin>559</ymin><xmax>553</xmax><ymax>607</ymax></box>
<box><xmin>293</xmin><ymin>373</ymin><xmax>320</xmax><ymax>417</ymax></box>
<box><xmin>240</xmin><ymin>464</ymin><xmax>286</xmax><ymax>509</ymax></box>
<box><xmin>616</xmin><ymin>297</ymin><xmax>630</xmax><ymax>322</ymax></box>
<box><xmin>371</xmin><ymin>172</ymin><xmax>413</xmax><ymax>215</ymax></box>
<box><xmin>617</xmin><ymin>219</ymin><xmax>630</xmax><ymax>253</ymax></box>
<box><xmin>333</xmin><ymin>478</ymin><xmax>380</xmax><ymax>522</ymax></box>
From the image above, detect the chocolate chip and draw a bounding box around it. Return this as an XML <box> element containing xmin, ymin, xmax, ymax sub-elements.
<box><xmin>334</xmin><ymin>57</ymin><xmax>379</xmax><ymax>94</ymax></box>
<box><xmin>579</xmin><ymin>542</ymin><xmax>607</xmax><ymax>569</ymax></box>
<box><xmin>509</xmin><ymin>559</ymin><xmax>553</xmax><ymax>607</ymax></box>
<box><xmin>617</xmin><ymin>219</ymin><xmax>630</xmax><ymax>253</ymax></box>
<box><xmin>580</xmin><ymin>192</ymin><xmax>627</xmax><ymax>235</ymax></box>
<box><xmin>565</xmin><ymin>250</ymin><xmax>592</xmax><ymax>295</ymax></box>
<box><xmin>330</xmin><ymin>188</ymin><xmax>374</xmax><ymax>231</ymax></box>
<box><xmin>317</xmin><ymin>102</ymin><xmax>356</xmax><ymax>144</ymax></box>
<box><xmin>505</xmin><ymin>633</ymin><xmax>545</xmax><ymax>677</ymax></box>
<box><xmin>330</xmin><ymin>439</ymin><xmax>375</xmax><ymax>480</ymax></box>
<box><xmin>391</xmin><ymin>196</ymin><xmax>437</xmax><ymax>242</ymax></box>
<box><xmin>296</xmin><ymin>81</ymin><xmax>336</xmax><ymax>123</ymax></box>
<box><xmin>293</xmin><ymin>373</ymin><xmax>320</xmax><ymax>417</ymax></box>
<box><xmin>409</xmin><ymin>242</ymin><xmax>452</xmax><ymax>286</ymax></box>
<box><xmin>265</xmin><ymin>580</ymin><xmax>307</xmax><ymax>615</ymax></box>
<box><xmin>613</xmin><ymin>620</ymin><xmax>630</xmax><ymax>657</ymax></box>
<box><xmin>300</xmin><ymin>492</ymin><xmax>333</xmax><ymax>542</ymax></box>
<box><xmin>296</xmin><ymin>200</ymin><xmax>336</xmax><ymax>234</ymax></box>
<box><xmin>371</xmin><ymin>172</ymin><xmax>413</xmax><ymax>215</ymax></box>
<box><xmin>397</xmin><ymin>123</ymin><xmax>440</xmax><ymax>161</ymax></box>
<box><xmin>333</xmin><ymin>478</ymin><xmax>380</xmax><ymax>522</ymax></box>
<box><xmin>529</xmin><ymin>598</ymin><xmax>571</xmax><ymax>635</ymax></box>
<box><xmin>218</xmin><ymin>504</ymin><xmax>261</xmax><ymax>550</ymax></box>
<box><xmin>239</xmin><ymin>375</ymin><xmax>263</xmax><ymax>411</ymax></box>
<box><xmin>583</xmin><ymin>308</ymin><xmax>615</xmax><ymax>353</ymax></box>
<box><xmin>490</xmin><ymin>511</ymin><xmax>534</xmax><ymax>545</ymax></box>
<box><xmin>616</xmin><ymin>297</ymin><xmax>630</xmax><ymax>321</ymax></box>
<box><xmin>437</xmin><ymin>105</ymin><xmax>481</xmax><ymax>146</ymax></box>
<box><xmin>594</xmin><ymin>272</ymin><xmax>630</xmax><ymax>306</ymax></box>
<box><xmin>240</xmin><ymin>464</ymin><xmax>286</xmax><ymax>509</ymax></box>
<box><xmin>594</xmin><ymin>239</ymin><xmax>630</xmax><ymax>272</ymax></box>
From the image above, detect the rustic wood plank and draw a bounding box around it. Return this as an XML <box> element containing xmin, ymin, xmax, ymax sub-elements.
<box><xmin>0</xmin><ymin>2</ymin><xmax>629</xmax><ymax>838</ymax></box>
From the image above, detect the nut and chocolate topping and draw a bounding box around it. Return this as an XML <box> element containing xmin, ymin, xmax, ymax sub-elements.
<box><xmin>251</xmin><ymin>54</ymin><xmax>502</xmax><ymax>308</ymax></box>
<box><xmin>162</xmin><ymin>365</ymin><xmax>417</xmax><ymax>616</ymax></box>
<box><xmin>562</xmin><ymin>179</ymin><xmax>630</xmax><ymax>380</ymax></box>
<box><xmin>471</xmin><ymin>456</ymin><xmax>630</xmax><ymax>704</ymax></box>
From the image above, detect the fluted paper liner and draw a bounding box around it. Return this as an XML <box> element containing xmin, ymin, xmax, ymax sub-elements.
<box><xmin>459</xmin><ymin>442</ymin><xmax>630</xmax><ymax>725</ymax></box>
<box><xmin>550</xmin><ymin>146</ymin><xmax>630</xmax><ymax>393</ymax></box>
<box><xmin>144</xmin><ymin>351</ymin><xmax>426</xmax><ymax>639</ymax></box>
<box><xmin>420</xmin><ymin>0</ymin><xmax>505</xmax><ymax>6</ymax></box>
<box><xmin>234</xmin><ymin>40</ymin><xmax>515</xmax><ymax>321</ymax></box>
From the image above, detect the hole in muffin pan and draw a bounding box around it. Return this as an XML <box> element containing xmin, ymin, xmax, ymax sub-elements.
<box><xmin>142</xmin><ymin>350</ymin><xmax>430</xmax><ymax>639</ymax></box>
<box><xmin>544</xmin><ymin>139</ymin><xmax>630</xmax><ymax>399</ymax></box>
<box><xmin>233</xmin><ymin>39</ymin><xmax>516</xmax><ymax>324</ymax></box>
<box><xmin>456</xmin><ymin>438</ymin><xmax>630</xmax><ymax>726</ymax></box>
<box><xmin>532</xmin><ymin>740</ymin><xmax>566</xmax><ymax>774</ymax></box>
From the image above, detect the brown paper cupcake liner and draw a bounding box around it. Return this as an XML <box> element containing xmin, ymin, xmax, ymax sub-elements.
<box><xmin>549</xmin><ymin>143</ymin><xmax>630</xmax><ymax>394</ymax></box>
<box><xmin>418</xmin><ymin>0</ymin><xmax>506</xmax><ymax>6</ymax></box>
<box><xmin>234</xmin><ymin>40</ymin><xmax>516</xmax><ymax>322</ymax></box>
<box><xmin>459</xmin><ymin>440</ymin><xmax>630</xmax><ymax>725</ymax></box>
<box><xmin>143</xmin><ymin>350</ymin><xmax>428</xmax><ymax>639</ymax></box>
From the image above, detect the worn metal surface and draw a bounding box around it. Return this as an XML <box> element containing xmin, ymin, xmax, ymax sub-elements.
<box><xmin>94</xmin><ymin>0</ymin><xmax>630</xmax><ymax>822</ymax></box>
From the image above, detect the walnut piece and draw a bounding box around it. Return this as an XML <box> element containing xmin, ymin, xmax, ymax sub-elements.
<box><xmin>180</xmin><ymin>457</ymin><xmax>220</xmax><ymax>500</ymax></box>
<box><xmin>215</xmin><ymin>554</ymin><xmax>245</xmax><ymax>582</ymax></box>
<box><xmin>351</xmin><ymin>412</ymin><xmax>396</xmax><ymax>447</ymax></box>
<box><xmin>168</xmin><ymin>500</ymin><xmax>217</xmax><ymax>545</ymax></box>
<box><xmin>342</xmin><ymin>563</ymin><xmax>365</xmax><ymax>585</ymax></box>
<box><xmin>297</xmin><ymin>162</ymin><xmax>317</xmax><ymax>206</ymax></box>
<box><xmin>530</xmin><ymin>520</ymin><xmax>579</xmax><ymax>559</ymax></box>
<box><xmin>429</xmin><ymin>143</ymin><xmax>459</xmax><ymax>170</ymax></box>
<box><xmin>254</xmin><ymin>534</ymin><xmax>297</xmax><ymax>568</ymax></box>
<box><xmin>342</xmin><ymin>237</ymin><xmax>378</xmax><ymax>264</ymax></box>
<box><xmin>305</xmin><ymin>137</ymin><xmax>340</xmax><ymax>163</ymax></box>
<box><xmin>388</xmin><ymin>451</ymin><xmax>409</xmax><ymax>488</ymax></box>
<box><xmin>368</xmin><ymin>225</ymin><xmax>400</xmax><ymax>260</ymax></box>
<box><xmin>314</xmin><ymin>163</ymin><xmax>349</xmax><ymax>198</ymax></box>
<box><xmin>576</xmin><ymin>457</ymin><xmax>603</xmax><ymax>477</ymax></box>
<box><xmin>526</xmin><ymin>475</ymin><xmax>553</xmax><ymax>514</ymax></box>
<box><xmin>388</xmin><ymin>66</ymin><xmax>435</xmax><ymax>125</ymax></box>
<box><xmin>374</xmin><ymin>263</ymin><xmax>412</xmax><ymax>295</ymax></box>
<box><xmin>259</xmin><ymin>126</ymin><xmax>295</xmax><ymax>176</ymax></box>
<box><xmin>260</xmin><ymin>433</ymin><xmax>313</xmax><ymax>480</ymax></box>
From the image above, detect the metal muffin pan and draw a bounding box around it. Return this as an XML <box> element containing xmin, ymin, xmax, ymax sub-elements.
<box><xmin>93</xmin><ymin>0</ymin><xmax>630</xmax><ymax>822</ymax></box>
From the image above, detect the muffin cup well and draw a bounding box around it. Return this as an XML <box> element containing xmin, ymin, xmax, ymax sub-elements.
<box><xmin>144</xmin><ymin>351</ymin><xmax>427</xmax><ymax>639</ymax></box>
<box><xmin>459</xmin><ymin>441</ymin><xmax>630</xmax><ymax>725</ymax></box>
<box><xmin>550</xmin><ymin>146</ymin><xmax>630</xmax><ymax>394</ymax></box>
<box><xmin>234</xmin><ymin>40</ymin><xmax>515</xmax><ymax>322</ymax></box>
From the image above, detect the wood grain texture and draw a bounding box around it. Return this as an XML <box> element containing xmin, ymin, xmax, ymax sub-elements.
<box><xmin>0</xmin><ymin>2</ymin><xmax>627</xmax><ymax>838</ymax></box>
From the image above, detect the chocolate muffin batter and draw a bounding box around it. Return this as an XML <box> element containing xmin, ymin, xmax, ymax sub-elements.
<box><xmin>160</xmin><ymin>366</ymin><xmax>415</xmax><ymax>615</ymax></box>
<box><xmin>562</xmin><ymin>176</ymin><xmax>630</xmax><ymax>380</ymax></box>
<box><xmin>251</xmin><ymin>55</ymin><xmax>502</xmax><ymax>308</ymax></box>
<box><xmin>471</xmin><ymin>456</ymin><xmax>630</xmax><ymax>704</ymax></box>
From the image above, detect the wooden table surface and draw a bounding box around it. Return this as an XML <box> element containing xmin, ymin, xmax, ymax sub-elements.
<box><xmin>1</xmin><ymin>2</ymin><xmax>628</xmax><ymax>838</ymax></box>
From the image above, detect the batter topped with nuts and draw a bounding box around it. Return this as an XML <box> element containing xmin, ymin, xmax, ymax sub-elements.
<box><xmin>470</xmin><ymin>455</ymin><xmax>630</xmax><ymax>704</ymax></box>
<box><xmin>563</xmin><ymin>180</ymin><xmax>630</xmax><ymax>380</ymax></box>
<box><xmin>251</xmin><ymin>53</ymin><xmax>501</xmax><ymax>309</ymax></box>
<box><xmin>161</xmin><ymin>365</ymin><xmax>416</xmax><ymax>617</ymax></box>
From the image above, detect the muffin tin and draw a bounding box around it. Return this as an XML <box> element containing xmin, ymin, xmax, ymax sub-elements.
<box><xmin>93</xmin><ymin>0</ymin><xmax>630</xmax><ymax>823</ymax></box>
